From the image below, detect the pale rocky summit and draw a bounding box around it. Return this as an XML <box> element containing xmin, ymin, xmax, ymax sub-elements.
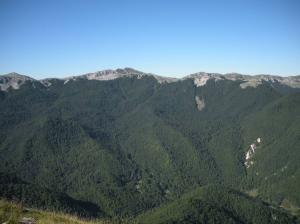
<box><xmin>63</xmin><ymin>67</ymin><xmax>178</xmax><ymax>84</ymax></box>
<box><xmin>0</xmin><ymin>72</ymin><xmax>35</xmax><ymax>91</ymax></box>
<box><xmin>184</xmin><ymin>72</ymin><xmax>300</xmax><ymax>89</ymax></box>
<box><xmin>70</xmin><ymin>68</ymin><xmax>145</xmax><ymax>81</ymax></box>
<box><xmin>184</xmin><ymin>72</ymin><xmax>223</xmax><ymax>87</ymax></box>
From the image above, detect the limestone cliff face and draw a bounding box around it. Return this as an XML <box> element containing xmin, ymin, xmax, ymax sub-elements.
<box><xmin>244</xmin><ymin>137</ymin><xmax>262</xmax><ymax>168</ymax></box>
<box><xmin>195</xmin><ymin>96</ymin><xmax>205</xmax><ymax>111</ymax></box>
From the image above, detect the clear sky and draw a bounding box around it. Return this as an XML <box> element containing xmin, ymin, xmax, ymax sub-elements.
<box><xmin>0</xmin><ymin>0</ymin><xmax>299</xmax><ymax>79</ymax></box>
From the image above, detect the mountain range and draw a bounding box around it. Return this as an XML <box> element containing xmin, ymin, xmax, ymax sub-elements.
<box><xmin>0</xmin><ymin>68</ymin><xmax>299</xmax><ymax>223</ymax></box>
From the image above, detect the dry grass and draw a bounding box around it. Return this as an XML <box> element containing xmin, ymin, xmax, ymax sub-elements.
<box><xmin>280</xmin><ymin>198</ymin><xmax>300</xmax><ymax>217</ymax></box>
<box><xmin>0</xmin><ymin>200</ymin><xmax>112</xmax><ymax>224</ymax></box>
<box><xmin>245</xmin><ymin>188</ymin><xmax>259</xmax><ymax>198</ymax></box>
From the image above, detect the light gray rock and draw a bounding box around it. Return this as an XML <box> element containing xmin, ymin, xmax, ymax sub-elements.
<box><xmin>184</xmin><ymin>72</ymin><xmax>300</xmax><ymax>89</ymax></box>
<box><xmin>0</xmin><ymin>73</ymin><xmax>35</xmax><ymax>91</ymax></box>
<box><xmin>63</xmin><ymin>67</ymin><xmax>178</xmax><ymax>84</ymax></box>
<box><xmin>1</xmin><ymin>69</ymin><xmax>299</xmax><ymax>92</ymax></box>
<box><xmin>195</xmin><ymin>96</ymin><xmax>205</xmax><ymax>111</ymax></box>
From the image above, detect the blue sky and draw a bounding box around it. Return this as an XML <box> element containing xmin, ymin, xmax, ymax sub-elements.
<box><xmin>0</xmin><ymin>0</ymin><xmax>299</xmax><ymax>79</ymax></box>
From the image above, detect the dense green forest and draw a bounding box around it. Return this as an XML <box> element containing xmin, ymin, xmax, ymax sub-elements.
<box><xmin>137</xmin><ymin>185</ymin><xmax>298</xmax><ymax>224</ymax></box>
<box><xmin>0</xmin><ymin>71</ymin><xmax>299</xmax><ymax>223</ymax></box>
<box><xmin>0</xmin><ymin>173</ymin><xmax>104</xmax><ymax>218</ymax></box>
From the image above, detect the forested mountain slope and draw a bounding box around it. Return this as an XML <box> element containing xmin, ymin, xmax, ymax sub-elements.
<box><xmin>0</xmin><ymin>68</ymin><xmax>299</xmax><ymax>221</ymax></box>
<box><xmin>137</xmin><ymin>185</ymin><xmax>298</xmax><ymax>224</ymax></box>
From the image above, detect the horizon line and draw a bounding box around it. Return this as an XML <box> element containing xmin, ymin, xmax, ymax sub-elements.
<box><xmin>1</xmin><ymin>67</ymin><xmax>300</xmax><ymax>80</ymax></box>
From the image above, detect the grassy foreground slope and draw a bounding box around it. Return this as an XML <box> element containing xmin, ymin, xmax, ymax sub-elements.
<box><xmin>0</xmin><ymin>200</ymin><xmax>110</xmax><ymax>224</ymax></box>
<box><xmin>2</xmin><ymin>185</ymin><xmax>298</xmax><ymax>224</ymax></box>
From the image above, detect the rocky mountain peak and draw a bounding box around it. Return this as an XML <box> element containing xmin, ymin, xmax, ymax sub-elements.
<box><xmin>0</xmin><ymin>73</ymin><xmax>35</xmax><ymax>91</ymax></box>
<box><xmin>184</xmin><ymin>72</ymin><xmax>300</xmax><ymax>89</ymax></box>
<box><xmin>1</xmin><ymin>69</ymin><xmax>299</xmax><ymax>91</ymax></box>
<box><xmin>64</xmin><ymin>68</ymin><xmax>145</xmax><ymax>82</ymax></box>
<box><xmin>63</xmin><ymin>68</ymin><xmax>177</xmax><ymax>84</ymax></box>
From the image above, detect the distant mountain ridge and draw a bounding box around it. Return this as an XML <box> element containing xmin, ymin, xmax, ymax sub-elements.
<box><xmin>1</xmin><ymin>68</ymin><xmax>300</xmax><ymax>91</ymax></box>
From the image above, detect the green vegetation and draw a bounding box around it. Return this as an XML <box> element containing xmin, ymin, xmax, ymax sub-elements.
<box><xmin>0</xmin><ymin>75</ymin><xmax>299</xmax><ymax>222</ymax></box>
<box><xmin>0</xmin><ymin>173</ymin><xmax>104</xmax><ymax>217</ymax></box>
<box><xmin>137</xmin><ymin>185</ymin><xmax>298</xmax><ymax>224</ymax></box>
<box><xmin>0</xmin><ymin>199</ymin><xmax>109</xmax><ymax>224</ymax></box>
